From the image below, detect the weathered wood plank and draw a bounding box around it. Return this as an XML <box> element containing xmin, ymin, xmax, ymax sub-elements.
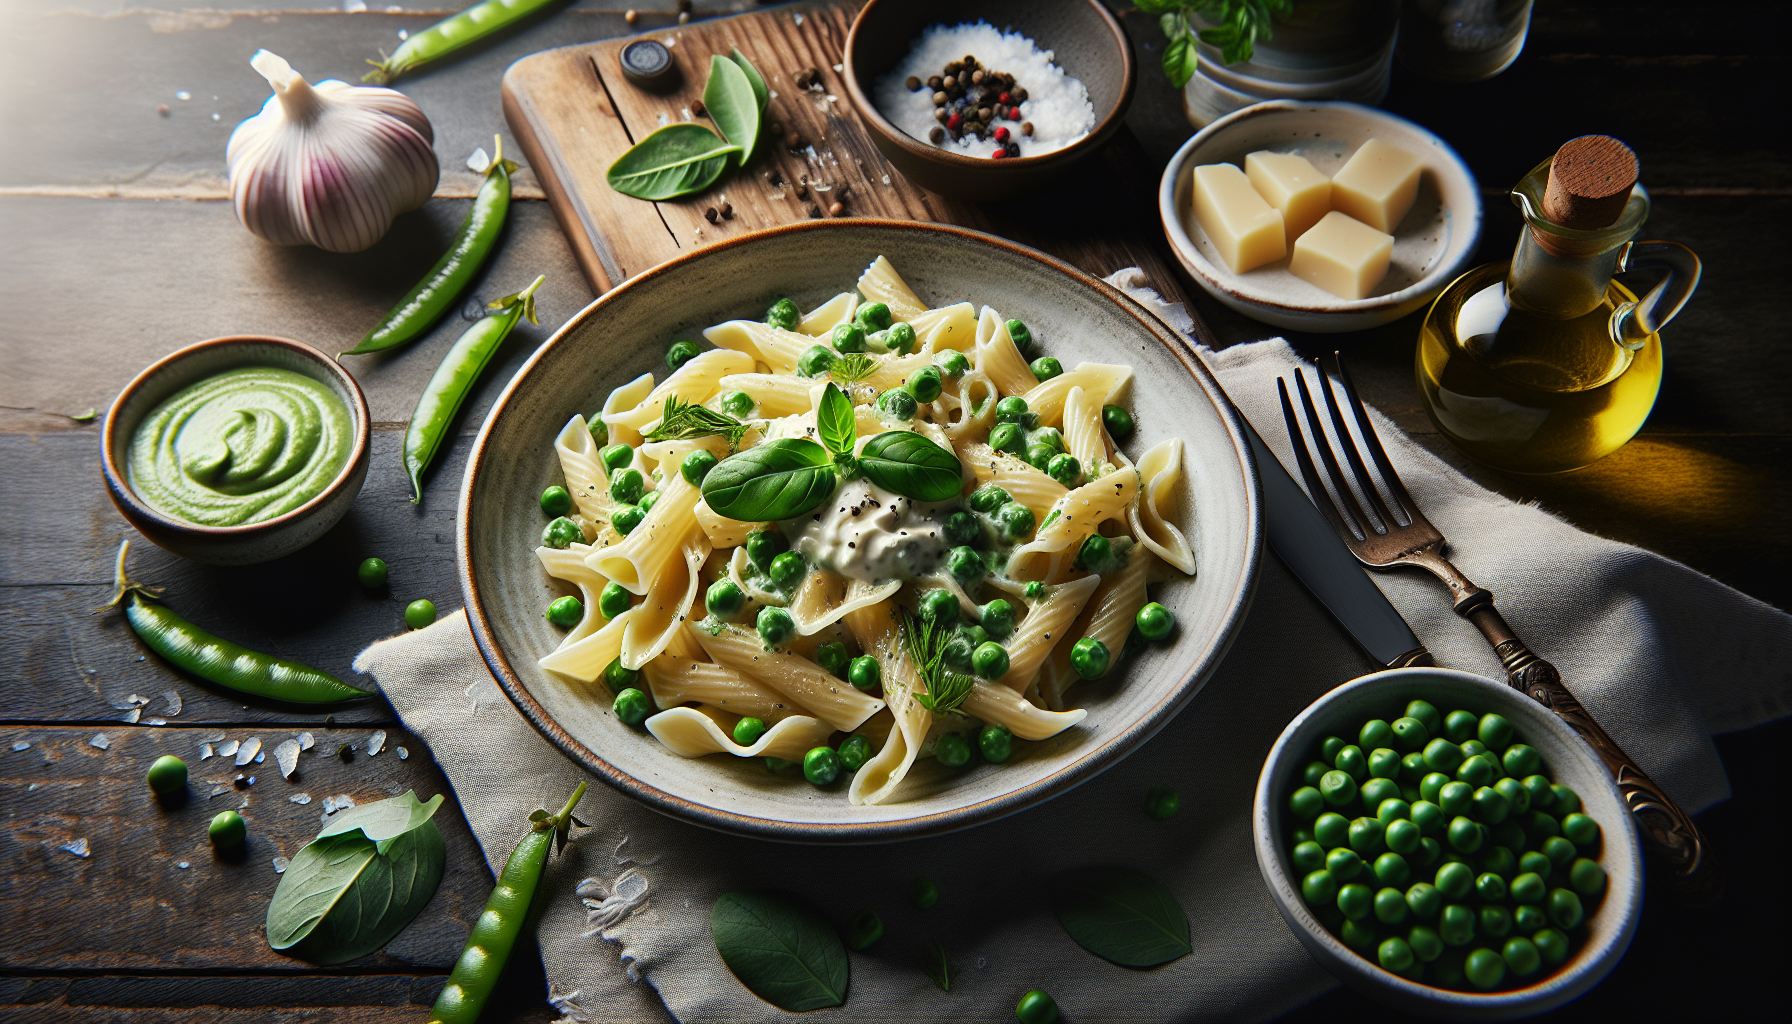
<box><xmin>0</xmin><ymin>972</ymin><xmax>567</xmax><ymax>1023</ymax></box>
<box><xmin>0</xmin><ymin>725</ymin><xmax>494</xmax><ymax>971</ymax></box>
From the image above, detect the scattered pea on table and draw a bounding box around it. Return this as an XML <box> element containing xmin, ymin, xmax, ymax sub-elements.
<box><xmin>209</xmin><ymin>810</ymin><xmax>246</xmax><ymax>849</ymax></box>
<box><xmin>356</xmin><ymin>557</ymin><xmax>388</xmax><ymax>589</ymax></box>
<box><xmin>146</xmin><ymin>755</ymin><xmax>187</xmax><ymax>796</ymax></box>
<box><xmin>405</xmin><ymin>599</ymin><xmax>437</xmax><ymax>630</ymax></box>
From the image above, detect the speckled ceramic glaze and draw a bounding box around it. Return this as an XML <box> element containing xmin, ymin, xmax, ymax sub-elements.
<box><xmin>460</xmin><ymin>219</ymin><xmax>1261</xmax><ymax>843</ymax></box>
<box><xmin>1161</xmin><ymin>101</ymin><xmax>1482</xmax><ymax>332</ymax></box>
<box><xmin>101</xmin><ymin>336</ymin><xmax>370</xmax><ymax>566</ymax></box>
<box><xmin>1255</xmin><ymin>668</ymin><xmax>1642</xmax><ymax>1019</ymax></box>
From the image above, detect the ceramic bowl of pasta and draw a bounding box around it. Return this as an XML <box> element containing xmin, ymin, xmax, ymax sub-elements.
<box><xmin>460</xmin><ymin>219</ymin><xmax>1261</xmax><ymax>842</ymax></box>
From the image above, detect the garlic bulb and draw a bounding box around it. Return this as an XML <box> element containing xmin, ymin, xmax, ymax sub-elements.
<box><xmin>227</xmin><ymin>50</ymin><xmax>439</xmax><ymax>253</ymax></box>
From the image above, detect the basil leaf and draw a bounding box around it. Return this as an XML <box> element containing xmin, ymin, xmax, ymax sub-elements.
<box><xmin>858</xmin><ymin>431</ymin><xmax>963</xmax><ymax>503</ymax></box>
<box><xmin>316</xmin><ymin>790</ymin><xmax>443</xmax><ymax>845</ymax></box>
<box><xmin>701</xmin><ymin>438</ymin><xmax>837</xmax><ymax>521</ymax></box>
<box><xmin>1162</xmin><ymin>30</ymin><xmax>1197</xmax><ymax>90</ymax></box>
<box><xmin>1051</xmin><ymin>866</ymin><xmax>1191</xmax><ymax>968</ymax></box>
<box><xmin>816</xmin><ymin>383</ymin><xmax>856</xmax><ymax>459</ymax></box>
<box><xmin>266</xmin><ymin>820</ymin><xmax>446</xmax><ymax>964</ymax></box>
<box><xmin>703</xmin><ymin>54</ymin><xmax>761</xmax><ymax>160</ymax></box>
<box><xmin>606</xmin><ymin>123</ymin><xmax>741</xmax><ymax>201</ymax></box>
<box><xmin>729</xmin><ymin>47</ymin><xmax>769</xmax><ymax>115</ymax></box>
<box><xmin>711</xmin><ymin>891</ymin><xmax>848</xmax><ymax>1011</ymax></box>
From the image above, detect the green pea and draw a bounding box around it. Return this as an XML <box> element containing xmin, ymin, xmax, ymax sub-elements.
<box><xmin>1465</xmin><ymin>947</ymin><xmax>1506</xmax><ymax>989</ymax></box>
<box><xmin>1431</xmin><ymin>949</ymin><xmax>1467</xmax><ymax>986</ymax></box>
<box><xmin>1046</xmin><ymin>453</ymin><xmax>1082</xmax><ymax>487</ymax></box>
<box><xmin>1518</xmin><ymin>852</ymin><xmax>1551</xmax><ymax>882</ymax></box>
<box><xmin>977</xmin><ymin>723</ymin><xmax>1014</xmax><ymax>764</ymax></box>
<box><xmin>611</xmin><ymin>504</ymin><xmax>646</xmax><ymax>536</ymax></box>
<box><xmin>1494</xmin><ymin>776</ymin><xmax>1530</xmax><ymax>816</ymax></box>
<box><xmin>1474</xmin><ymin>871</ymin><xmax>1508</xmax><ymax>904</ymax></box>
<box><xmin>765</xmin><ymin>297</ymin><xmax>800</xmax><ymax>330</ymax></box>
<box><xmin>910</xmin><ymin>875</ymin><xmax>940</xmax><ymax>909</ymax></box>
<box><xmin>1003</xmin><ymin>318</ymin><xmax>1034</xmax><ymax>353</ymax></box>
<box><xmin>637</xmin><ymin>490</ymin><xmax>657</xmax><ymax>516</ymax></box>
<box><xmin>545</xmin><ymin>595</ymin><xmax>583</xmax><ymax>628</ymax></box>
<box><xmin>845</xmin><ymin>655</ymin><xmax>882</xmax><ymax>693</ymax></box>
<box><xmin>1390</xmin><ymin>717</ymin><xmax>1430</xmax><ymax>753</ymax></box>
<box><xmin>1320</xmin><ymin>843</ymin><xmax>1359</xmax><ymax>878</ymax></box>
<box><xmin>1015</xmin><ymin>988</ymin><xmax>1059</xmax><ymax>1024</ymax></box>
<box><xmin>1320</xmin><ymin>770</ymin><xmax>1358</xmax><ymax>809</ymax></box>
<box><xmin>1437</xmin><ymin>781</ymin><xmax>1473</xmax><ymax>817</ymax></box>
<box><xmin>798</xmin><ymin>344</ymin><xmax>835</xmax><ymax>376</ymax></box>
<box><xmin>609</xmin><ymin>687</ymin><xmax>650</xmax><ymax>726</ymax></box>
<box><xmin>1319</xmin><ymin>736</ymin><xmax>1346</xmax><ymax>762</ymax></box>
<box><xmin>1298</xmin><ymin>761</ymin><xmax>1329</xmax><ymax>788</ymax></box>
<box><xmin>1367</xmin><ymin>747</ymin><xmax>1401</xmax><ymax>780</ymax></box>
<box><xmin>995</xmin><ymin>396</ymin><xmax>1030</xmax><ymax>423</ymax></box>
<box><xmin>1075</xmin><ymin>534</ymin><xmax>1110</xmax><ymax>572</ymax></box>
<box><xmin>998</xmin><ymin>501</ymin><xmax>1035</xmax><ymax>542</ymax></box>
<box><xmin>1514</xmin><ymin>903</ymin><xmax>1547</xmax><ymax>932</ymax></box>
<box><xmin>940</xmin><ymin>634</ymin><xmax>973</xmax><ymax>671</ymax></box>
<box><xmin>878</xmin><ymin>387</ymin><xmax>918</xmax><ymax>420</ymax></box>
<box><xmin>1374</xmin><ymin>886</ymin><xmax>1409</xmax><ymax>925</ymax></box>
<box><xmin>404</xmin><ymin>598</ymin><xmax>437</xmax><ymax>630</ymax></box>
<box><xmin>935</xmin><ymin>348</ymin><xmax>969</xmax><ymax>376</ymax></box>
<box><xmin>600</xmin><ymin>443</ymin><xmax>634</xmax><ymax>472</ymax></box>
<box><xmin>1360</xmin><ymin>778</ymin><xmax>1400</xmax><ymax>810</ymax></box>
<box><xmin>1302</xmin><ymin>869</ymin><xmax>1339</xmax><ymax>906</ymax></box>
<box><xmin>1340</xmin><ymin>917</ymin><xmax>1377</xmax><ymax>952</ymax></box>
<box><xmin>732</xmin><ymin>717</ymin><xmax>767</xmax><ymax>746</ymax></box>
<box><xmin>1101</xmin><ymin>404</ymin><xmax>1134</xmax><ymax>440</ymax></box>
<box><xmin>1277</xmin><ymin>785</ymin><xmax>1320</xmax><ymax>822</ymax></box>
<box><xmin>1475</xmin><ymin>713</ymin><xmax>1513</xmax><ymax>750</ymax></box>
<box><xmin>1507</xmin><ymin>870</ymin><xmax>1546</xmax><ymax>905</ymax></box>
<box><xmin>352</xmin><ymin>556</ymin><xmax>390</xmax><ymax>591</ymax></box>
<box><xmin>602</xmin><ymin>657</ymin><xmax>639</xmax><ymax>691</ymax></box>
<box><xmin>1375</xmin><ymin>853</ymin><xmax>1412</xmax><ymax>888</ymax></box>
<box><xmin>1522</xmin><ymin>774</ymin><xmax>1555</xmax><ymax>812</ymax></box>
<box><xmin>666</xmin><ymin>339</ymin><xmax>702</xmax><ymax>371</ymax></box>
<box><xmin>1419</xmin><ymin>772</ymin><xmax>1450</xmax><ymax>804</ymax></box>
<box><xmin>1375</xmin><ymin>795</ymin><xmax>1411</xmax><ymax>822</ymax></box>
<box><xmin>935</xmin><ymin>732</ymin><xmax>971</xmax><ymax>768</ymax></box>
<box><xmin>1408</xmin><ymin>923</ymin><xmax>1444</xmax><ymax>963</ymax></box>
<box><xmin>588</xmin><ymin>417</ymin><xmax>609</xmax><ymax>447</ymax></box>
<box><xmin>917</xmin><ymin>590</ymin><xmax>958</xmax><ymax>628</ymax></box>
<box><xmin>541</xmin><ymin>517</ymin><xmax>583</xmax><ymax>549</ymax></box>
<box><xmin>146</xmin><ymin>754</ymin><xmax>188</xmax><ymax>795</ymax></box>
<box><xmin>935</xmin><ymin>547</ymin><xmax>979</xmax><ymax>587</ymax></box>
<box><xmin>1447</xmin><ymin>816</ymin><xmax>1484</xmax><ymax>853</ymax></box>
<box><xmin>1288</xmin><ymin>840</ymin><xmax>1326</xmax><ymax>874</ymax></box>
<box><xmin>1412</xmin><ymin>838</ymin><xmax>1442</xmax><ymax>869</ymax></box>
<box><xmin>1551</xmin><ymin>784</ymin><xmax>1581</xmax><ymax>815</ymax></box>
<box><xmin>1385</xmin><ymin>818</ymin><xmax>1420</xmax><ymax>856</ymax></box>
<box><xmin>1409</xmin><ymin>800</ymin><xmax>1446</xmax><ymax>837</ymax></box>
<box><xmin>209</xmin><ymin>809</ymin><xmax>246</xmax><ymax>849</ymax></box>
<box><xmin>965</xmin><ymin>641</ymin><xmax>1010</xmax><ymax>682</ymax></box>
<box><xmin>1561</xmin><ymin>812</ymin><xmax>1600</xmax><ymax>846</ymax></box>
<box><xmin>844</xmin><ymin>907</ymin><xmax>883</xmax><ymax>952</ymax></box>
<box><xmin>1315</xmin><ymin>813</ymin><xmax>1350</xmax><ymax>849</ymax></box>
<box><xmin>680</xmin><ymin>449</ymin><xmax>719</xmax><ymax>486</ymax></box>
<box><xmin>1569</xmin><ymin>857</ymin><xmax>1606</xmax><ymax>896</ymax></box>
<box><xmin>969</xmin><ymin>485</ymin><xmax>1012</xmax><ymax>513</ymax></box>
<box><xmin>855</xmin><ymin>300</ymin><xmax>892</xmax><ymax>332</ymax></box>
<box><xmin>803</xmin><ymin>746</ymin><xmax>841</xmax><ymax>786</ymax></box>
<box><xmin>1401</xmin><ymin>782</ymin><xmax>1423</xmax><ymax>803</ymax></box>
<box><xmin>1423</xmin><ymin>738</ymin><xmax>1464</xmax><ymax>774</ymax></box>
<box><xmin>1030</xmin><ymin>356</ymin><xmax>1063</xmax><ymax>381</ymax></box>
<box><xmin>1349</xmin><ymin>817</ymin><xmax>1386</xmax><ymax>856</ymax></box>
<box><xmin>756</xmin><ymin>605</ymin><xmax>795</xmax><ymax>646</ymax></box>
<box><xmin>1444</xmin><ymin>709</ymin><xmax>1478</xmax><ymax>743</ymax></box>
<box><xmin>1024</xmin><ymin>581</ymin><xmax>1046</xmax><ymax>601</ymax></box>
<box><xmin>885</xmin><ymin>321</ymin><xmax>918</xmax><ymax>355</ymax></box>
<box><xmin>839</xmin><ymin>735</ymin><xmax>873</xmax><ymax>771</ymax></box>
<box><xmin>1070</xmin><ymin>637</ymin><xmax>1109</xmax><ymax>680</ymax></box>
<box><xmin>1542</xmin><ymin>835</ymin><xmax>1576</xmax><ymax>869</ymax></box>
<box><xmin>720</xmin><ymin>389</ymin><xmax>755</xmax><ymax>418</ymax></box>
<box><xmin>1405</xmin><ymin>881</ymin><xmax>1442</xmax><ymax>920</ymax></box>
<box><xmin>1439</xmin><ymin>903</ymin><xmax>1476</xmax><ymax>946</ymax></box>
<box><xmin>1337</xmin><ymin>883</ymin><xmax>1373</xmax><ymax>920</ymax></box>
<box><xmin>1402</xmin><ymin>699</ymin><xmax>1441</xmax><ymax>735</ymax></box>
<box><xmin>1492</xmin><ymin>745</ymin><xmax>1538</xmax><ymax>780</ymax></box>
<box><xmin>1479</xmin><ymin>905</ymin><xmax>1513</xmax><ymax>939</ymax></box>
<box><xmin>1359</xmin><ymin>719</ymin><xmax>1393</xmax><ymax>751</ymax></box>
<box><xmin>813</xmin><ymin>641</ymin><xmax>849</xmax><ymax>678</ymax></box>
<box><xmin>1383</xmin><ymin>933</ymin><xmax>1421</xmax><ymax>975</ymax></box>
<box><xmin>1471</xmin><ymin>785</ymin><xmax>1511</xmax><ymax>825</ymax></box>
<box><xmin>1457</xmin><ymin>754</ymin><xmax>1497</xmax><ymax>788</ymax></box>
<box><xmin>1480</xmin><ymin>845</ymin><xmax>1517</xmax><ymax>879</ymax></box>
<box><xmin>1332</xmin><ymin>744</ymin><xmax>1367</xmax><ymax>780</ymax></box>
<box><xmin>1089</xmin><ymin>591</ymin><xmax>1155</xmax><ymax>643</ymax></box>
<box><xmin>1460</xmin><ymin>739</ymin><xmax>1489</xmax><ymax>760</ymax></box>
<box><xmin>831</xmin><ymin>322</ymin><xmax>867</xmax><ymax>354</ymax></box>
<box><xmin>1534</xmin><ymin>927</ymin><xmax>1569</xmax><ymax>965</ymax></box>
<box><xmin>763</xmin><ymin>757</ymin><xmax>794</xmax><ymax>773</ymax></box>
<box><xmin>766</xmin><ymin>551</ymin><xmax>805</xmax><ymax>588</ymax></box>
<box><xmin>703</xmin><ymin>578</ymin><xmax>742</xmax><ymax>619</ymax></box>
<box><xmin>1527</xmin><ymin>810</ymin><xmax>1562</xmax><ymax>842</ymax></box>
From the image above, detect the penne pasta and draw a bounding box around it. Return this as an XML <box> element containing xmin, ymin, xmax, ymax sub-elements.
<box><xmin>692</xmin><ymin>623</ymin><xmax>885</xmax><ymax>732</ymax></box>
<box><xmin>798</xmin><ymin>292</ymin><xmax>857</xmax><ymax>336</ymax></box>
<box><xmin>1130</xmin><ymin>437</ymin><xmax>1198</xmax><ymax>574</ymax></box>
<box><xmin>646</xmin><ymin>708</ymin><xmax>837</xmax><ymax>760</ymax></box>
<box><xmin>855</xmin><ymin>256</ymin><xmax>929</xmax><ymax>322</ymax></box>
<box><xmin>1002</xmin><ymin>574</ymin><xmax>1101</xmax><ymax>694</ymax></box>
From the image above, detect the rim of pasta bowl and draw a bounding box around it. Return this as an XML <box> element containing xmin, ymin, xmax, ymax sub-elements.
<box><xmin>459</xmin><ymin>218</ymin><xmax>1262</xmax><ymax>843</ymax></box>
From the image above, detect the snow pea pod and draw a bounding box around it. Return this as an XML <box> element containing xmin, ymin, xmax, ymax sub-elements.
<box><xmin>340</xmin><ymin>140</ymin><xmax>516</xmax><ymax>358</ymax></box>
<box><xmin>403</xmin><ymin>275</ymin><xmax>544</xmax><ymax>503</ymax></box>
<box><xmin>366</xmin><ymin>0</ymin><xmax>560</xmax><ymax>84</ymax></box>
<box><xmin>103</xmin><ymin>541</ymin><xmax>370</xmax><ymax>704</ymax></box>
<box><xmin>430</xmin><ymin>782</ymin><xmax>587</xmax><ymax>1024</ymax></box>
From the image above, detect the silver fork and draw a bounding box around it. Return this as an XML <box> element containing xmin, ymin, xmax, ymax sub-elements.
<box><xmin>1278</xmin><ymin>353</ymin><xmax>1719</xmax><ymax>906</ymax></box>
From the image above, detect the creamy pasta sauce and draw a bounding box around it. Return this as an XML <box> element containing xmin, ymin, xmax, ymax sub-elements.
<box><xmin>786</xmin><ymin>478</ymin><xmax>951</xmax><ymax>582</ymax></box>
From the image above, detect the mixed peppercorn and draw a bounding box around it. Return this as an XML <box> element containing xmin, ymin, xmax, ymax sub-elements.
<box><xmin>905</xmin><ymin>53</ymin><xmax>1034</xmax><ymax>158</ymax></box>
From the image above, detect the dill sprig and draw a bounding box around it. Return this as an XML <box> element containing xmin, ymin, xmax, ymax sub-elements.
<box><xmin>829</xmin><ymin>351</ymin><xmax>878</xmax><ymax>383</ymax></box>
<box><xmin>645</xmin><ymin>395</ymin><xmax>750</xmax><ymax>447</ymax></box>
<box><xmin>901</xmin><ymin>608</ymin><xmax>975</xmax><ymax>716</ymax></box>
<box><xmin>921</xmin><ymin>940</ymin><xmax>957</xmax><ymax>991</ymax></box>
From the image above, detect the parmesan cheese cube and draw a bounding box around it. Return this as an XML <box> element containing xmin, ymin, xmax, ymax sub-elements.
<box><xmin>1245</xmin><ymin>150</ymin><xmax>1332</xmax><ymax>246</ymax></box>
<box><xmin>1331</xmin><ymin>139</ymin><xmax>1423</xmax><ymax>233</ymax></box>
<box><xmin>1191</xmin><ymin>163</ymin><xmax>1286</xmax><ymax>274</ymax></box>
<box><xmin>1291</xmin><ymin>211</ymin><xmax>1394</xmax><ymax>300</ymax></box>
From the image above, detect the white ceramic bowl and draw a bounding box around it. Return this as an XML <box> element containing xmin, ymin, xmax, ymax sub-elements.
<box><xmin>1255</xmin><ymin>667</ymin><xmax>1642</xmax><ymax>1018</ymax></box>
<box><xmin>1161</xmin><ymin>100</ymin><xmax>1482</xmax><ymax>333</ymax></box>
<box><xmin>461</xmin><ymin>219</ymin><xmax>1262</xmax><ymax>842</ymax></box>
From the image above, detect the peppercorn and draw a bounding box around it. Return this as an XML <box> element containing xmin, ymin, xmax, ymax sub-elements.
<box><xmin>1006</xmin><ymin>142</ymin><xmax>1020</xmax><ymax>158</ymax></box>
<box><xmin>1022</xmin><ymin>121</ymin><xmax>1034</xmax><ymax>137</ymax></box>
<box><xmin>786</xmin><ymin>131</ymin><xmax>801</xmax><ymax>149</ymax></box>
<box><xmin>994</xmin><ymin>126</ymin><xmax>1010</xmax><ymax>142</ymax></box>
<box><xmin>1008</xmin><ymin>108</ymin><xmax>1022</xmax><ymax>121</ymax></box>
<box><xmin>991</xmin><ymin>150</ymin><xmax>1008</xmax><ymax>161</ymax></box>
<box><xmin>999</xmin><ymin>92</ymin><xmax>1012</xmax><ymax>104</ymax></box>
<box><xmin>942</xmin><ymin>75</ymin><xmax>957</xmax><ymax>91</ymax></box>
<box><xmin>906</xmin><ymin>75</ymin><xmax>922</xmax><ymax>91</ymax></box>
<box><xmin>828</xmin><ymin>201</ymin><xmax>845</xmax><ymax>217</ymax></box>
<box><xmin>1014</xmin><ymin>87</ymin><xmax>1029</xmax><ymax>102</ymax></box>
<box><xmin>692</xmin><ymin>99</ymin><xmax>706</xmax><ymax>117</ymax></box>
<box><xmin>719</xmin><ymin>202</ymin><xmax>733</xmax><ymax>219</ymax></box>
<box><xmin>933</xmin><ymin>107</ymin><xmax>949</xmax><ymax>124</ymax></box>
<box><xmin>944</xmin><ymin>61</ymin><xmax>960</xmax><ymax>76</ymax></box>
<box><xmin>806</xmin><ymin>203</ymin><xmax>821</xmax><ymax>218</ymax></box>
<box><xmin>929</xmin><ymin>126</ymin><xmax>945</xmax><ymax>144</ymax></box>
<box><xmin>795</xmin><ymin>178</ymin><xmax>808</xmax><ymax>198</ymax></box>
<box><xmin>947</xmin><ymin>113</ymin><xmax>962</xmax><ymax>130</ymax></box>
<box><xmin>978</xmin><ymin>106</ymin><xmax>992</xmax><ymax>121</ymax></box>
<box><xmin>933</xmin><ymin>91</ymin><xmax>948</xmax><ymax>106</ymax></box>
<box><xmin>704</xmin><ymin>207</ymin><xmax>718</xmax><ymax>223</ymax></box>
<box><xmin>971</xmin><ymin>70</ymin><xmax>985</xmax><ymax>84</ymax></box>
<box><xmin>927</xmin><ymin>75</ymin><xmax>942</xmax><ymax>89</ymax></box>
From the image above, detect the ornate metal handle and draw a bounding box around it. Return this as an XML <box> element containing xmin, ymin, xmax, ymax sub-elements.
<box><xmin>1456</xmin><ymin>594</ymin><xmax>1724</xmax><ymax>906</ymax></box>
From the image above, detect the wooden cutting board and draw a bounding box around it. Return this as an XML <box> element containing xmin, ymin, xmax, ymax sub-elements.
<box><xmin>501</xmin><ymin>0</ymin><xmax>1184</xmax><ymax>299</ymax></box>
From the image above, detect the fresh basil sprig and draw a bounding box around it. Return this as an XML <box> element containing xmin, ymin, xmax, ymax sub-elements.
<box><xmin>607</xmin><ymin>50</ymin><xmax>768</xmax><ymax>201</ymax></box>
<box><xmin>1134</xmin><ymin>0</ymin><xmax>1291</xmax><ymax>89</ymax></box>
<box><xmin>700</xmin><ymin>383</ymin><xmax>963</xmax><ymax>520</ymax></box>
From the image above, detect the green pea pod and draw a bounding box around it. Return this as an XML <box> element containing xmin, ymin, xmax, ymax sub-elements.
<box><xmin>103</xmin><ymin>541</ymin><xmax>370</xmax><ymax>704</ymax></box>
<box><xmin>341</xmin><ymin>139</ymin><xmax>516</xmax><ymax>358</ymax></box>
<box><xmin>365</xmin><ymin>0</ymin><xmax>559</xmax><ymax>84</ymax></box>
<box><xmin>404</xmin><ymin>275</ymin><xmax>544</xmax><ymax>503</ymax></box>
<box><xmin>430</xmin><ymin>782</ymin><xmax>587</xmax><ymax>1024</ymax></box>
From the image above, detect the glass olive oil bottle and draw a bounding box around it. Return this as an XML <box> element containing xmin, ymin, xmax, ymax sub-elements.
<box><xmin>1415</xmin><ymin>136</ymin><xmax>1700</xmax><ymax>474</ymax></box>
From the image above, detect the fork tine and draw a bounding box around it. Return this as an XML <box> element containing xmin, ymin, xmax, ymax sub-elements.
<box><xmin>1277</xmin><ymin>376</ymin><xmax>1362</xmax><ymax>542</ymax></box>
<box><xmin>1315</xmin><ymin>354</ymin><xmax>1399</xmax><ymax>532</ymax></box>
<box><xmin>1327</xmin><ymin>353</ymin><xmax>1435</xmax><ymax>532</ymax></box>
<box><xmin>1293</xmin><ymin>368</ymin><xmax>1380</xmax><ymax>539</ymax></box>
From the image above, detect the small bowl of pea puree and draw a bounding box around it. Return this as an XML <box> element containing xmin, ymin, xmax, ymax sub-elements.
<box><xmin>1253</xmin><ymin>666</ymin><xmax>1642</xmax><ymax>1019</ymax></box>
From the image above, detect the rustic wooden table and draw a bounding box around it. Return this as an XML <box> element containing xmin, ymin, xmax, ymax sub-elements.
<box><xmin>2</xmin><ymin>2</ymin><xmax>1785</xmax><ymax>1020</ymax></box>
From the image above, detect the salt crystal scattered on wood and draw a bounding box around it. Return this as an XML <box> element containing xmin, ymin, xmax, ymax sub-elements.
<box><xmin>272</xmin><ymin>856</ymin><xmax>291</xmax><ymax>874</ymax></box>
<box><xmin>235</xmin><ymin>737</ymin><xmax>261</xmax><ymax>766</ymax></box>
<box><xmin>275</xmin><ymin>739</ymin><xmax>301</xmax><ymax>779</ymax></box>
<box><xmin>217</xmin><ymin>739</ymin><xmax>239</xmax><ymax>757</ymax></box>
<box><xmin>298</xmin><ymin>731</ymin><xmax>315</xmax><ymax>751</ymax></box>
<box><xmin>254</xmin><ymin>751</ymin><xmax>264</xmax><ymax>763</ymax></box>
<box><xmin>145</xmin><ymin>718</ymin><xmax>167</xmax><ymax>726</ymax></box>
<box><xmin>130</xmin><ymin>693</ymin><xmax>150</xmax><ymax>706</ymax></box>
<box><xmin>367</xmin><ymin>731</ymin><xmax>386</xmax><ymax>756</ymax></box>
<box><xmin>201</xmin><ymin>731</ymin><xmax>226</xmax><ymax>743</ymax></box>
<box><xmin>162</xmin><ymin>691</ymin><xmax>182</xmax><ymax>716</ymax></box>
<box><xmin>89</xmin><ymin>733</ymin><xmax>111</xmax><ymax>750</ymax></box>
<box><xmin>11</xmin><ymin>741</ymin><xmax>29</xmax><ymax>752</ymax></box>
<box><xmin>60</xmin><ymin>839</ymin><xmax>91</xmax><ymax>858</ymax></box>
<box><xmin>122</xmin><ymin>709</ymin><xmax>141</xmax><ymax>724</ymax></box>
<box><xmin>466</xmin><ymin>146</ymin><xmax>490</xmax><ymax>173</ymax></box>
<box><xmin>177</xmin><ymin>861</ymin><xmax>190</xmax><ymax>869</ymax></box>
<box><xmin>396</xmin><ymin>747</ymin><xmax>409</xmax><ymax>760</ymax></box>
<box><xmin>199</xmin><ymin>743</ymin><xmax>214</xmax><ymax>761</ymax></box>
<box><xmin>290</xmin><ymin>793</ymin><xmax>312</xmax><ymax>805</ymax></box>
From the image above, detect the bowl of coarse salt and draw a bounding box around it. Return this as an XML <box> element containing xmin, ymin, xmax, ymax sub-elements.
<box><xmin>843</xmin><ymin>0</ymin><xmax>1135</xmax><ymax>202</ymax></box>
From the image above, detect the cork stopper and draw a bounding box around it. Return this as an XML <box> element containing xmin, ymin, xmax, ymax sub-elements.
<box><xmin>1542</xmin><ymin>135</ymin><xmax>1639</xmax><ymax>230</ymax></box>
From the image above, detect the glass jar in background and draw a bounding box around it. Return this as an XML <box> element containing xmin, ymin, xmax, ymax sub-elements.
<box><xmin>1182</xmin><ymin>0</ymin><xmax>1399</xmax><ymax>127</ymax></box>
<box><xmin>1397</xmin><ymin>0</ymin><xmax>1535</xmax><ymax>82</ymax></box>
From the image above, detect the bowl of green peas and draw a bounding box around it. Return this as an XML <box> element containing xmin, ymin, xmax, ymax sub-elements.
<box><xmin>1254</xmin><ymin>667</ymin><xmax>1642</xmax><ymax>1019</ymax></box>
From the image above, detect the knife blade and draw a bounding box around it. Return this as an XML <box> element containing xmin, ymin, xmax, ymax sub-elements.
<box><xmin>1238</xmin><ymin>414</ymin><xmax>1433</xmax><ymax>668</ymax></box>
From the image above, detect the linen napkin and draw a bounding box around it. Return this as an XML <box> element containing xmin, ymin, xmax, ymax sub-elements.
<box><xmin>356</xmin><ymin>279</ymin><xmax>1792</xmax><ymax>1023</ymax></box>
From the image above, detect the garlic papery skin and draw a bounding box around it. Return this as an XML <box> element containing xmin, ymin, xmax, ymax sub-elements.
<box><xmin>227</xmin><ymin>50</ymin><xmax>439</xmax><ymax>254</ymax></box>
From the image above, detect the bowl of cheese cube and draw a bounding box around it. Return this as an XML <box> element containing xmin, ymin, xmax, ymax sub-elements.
<box><xmin>1160</xmin><ymin>101</ymin><xmax>1482</xmax><ymax>333</ymax></box>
